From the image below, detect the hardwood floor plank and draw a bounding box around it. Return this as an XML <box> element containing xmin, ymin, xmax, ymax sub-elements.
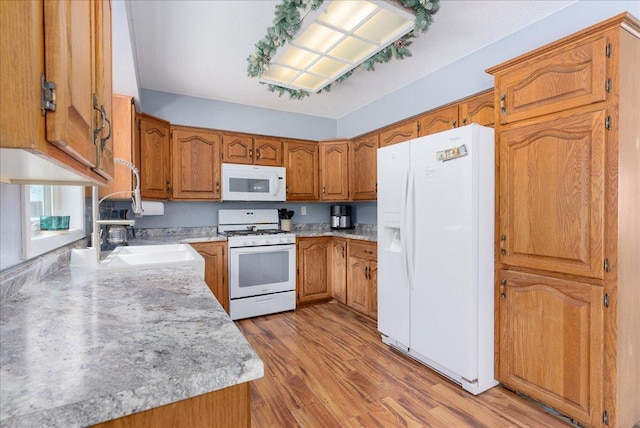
<box><xmin>290</xmin><ymin>402</ymin><xmax>342</xmax><ymax>427</ymax></box>
<box><xmin>237</xmin><ymin>302</ymin><xmax>569</xmax><ymax>428</ymax></box>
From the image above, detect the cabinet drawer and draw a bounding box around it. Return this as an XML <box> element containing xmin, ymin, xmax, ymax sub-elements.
<box><xmin>494</xmin><ymin>36</ymin><xmax>607</xmax><ymax>124</ymax></box>
<box><xmin>348</xmin><ymin>241</ymin><xmax>377</xmax><ymax>260</ymax></box>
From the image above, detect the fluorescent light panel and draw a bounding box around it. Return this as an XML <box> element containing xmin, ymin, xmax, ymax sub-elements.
<box><xmin>260</xmin><ymin>0</ymin><xmax>415</xmax><ymax>93</ymax></box>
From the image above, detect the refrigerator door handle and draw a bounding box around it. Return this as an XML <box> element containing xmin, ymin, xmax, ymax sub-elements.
<box><xmin>401</xmin><ymin>164</ymin><xmax>416</xmax><ymax>291</ymax></box>
<box><xmin>406</xmin><ymin>164</ymin><xmax>416</xmax><ymax>290</ymax></box>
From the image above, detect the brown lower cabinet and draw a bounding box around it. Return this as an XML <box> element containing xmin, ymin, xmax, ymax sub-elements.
<box><xmin>91</xmin><ymin>382</ymin><xmax>249</xmax><ymax>428</ymax></box>
<box><xmin>498</xmin><ymin>270</ymin><xmax>603</xmax><ymax>426</ymax></box>
<box><xmin>297</xmin><ymin>237</ymin><xmax>377</xmax><ymax>319</ymax></box>
<box><xmin>346</xmin><ymin>241</ymin><xmax>377</xmax><ymax>320</ymax></box>
<box><xmin>296</xmin><ymin>237</ymin><xmax>332</xmax><ymax>304</ymax></box>
<box><xmin>330</xmin><ymin>238</ymin><xmax>348</xmax><ymax>304</ymax></box>
<box><xmin>190</xmin><ymin>242</ymin><xmax>228</xmax><ymax>313</ymax></box>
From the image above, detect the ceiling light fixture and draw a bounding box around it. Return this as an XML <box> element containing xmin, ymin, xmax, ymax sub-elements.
<box><xmin>248</xmin><ymin>0</ymin><xmax>440</xmax><ymax>99</ymax></box>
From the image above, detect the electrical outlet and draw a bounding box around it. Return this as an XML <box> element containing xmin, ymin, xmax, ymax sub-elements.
<box><xmin>301</xmin><ymin>206</ymin><xmax>307</xmax><ymax>215</ymax></box>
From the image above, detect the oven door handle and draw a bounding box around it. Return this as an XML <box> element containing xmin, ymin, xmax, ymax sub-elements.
<box><xmin>256</xmin><ymin>298</ymin><xmax>274</xmax><ymax>304</ymax></box>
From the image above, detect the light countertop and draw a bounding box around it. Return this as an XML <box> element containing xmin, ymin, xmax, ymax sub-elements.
<box><xmin>0</xmin><ymin>264</ymin><xmax>263</xmax><ymax>427</ymax></box>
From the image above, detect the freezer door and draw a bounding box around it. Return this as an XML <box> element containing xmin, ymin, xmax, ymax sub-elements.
<box><xmin>377</xmin><ymin>142</ymin><xmax>411</xmax><ymax>347</ymax></box>
<box><xmin>409</xmin><ymin>125</ymin><xmax>491</xmax><ymax>381</ymax></box>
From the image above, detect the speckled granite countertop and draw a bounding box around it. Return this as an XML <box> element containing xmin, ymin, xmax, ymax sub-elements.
<box><xmin>293</xmin><ymin>229</ymin><xmax>377</xmax><ymax>242</ymax></box>
<box><xmin>0</xmin><ymin>265</ymin><xmax>263</xmax><ymax>428</ymax></box>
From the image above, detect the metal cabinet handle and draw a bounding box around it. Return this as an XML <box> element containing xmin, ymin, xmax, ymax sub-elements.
<box><xmin>322</xmin><ymin>185</ymin><xmax>326</xmax><ymax>194</ymax></box>
<box><xmin>256</xmin><ymin>148</ymin><xmax>260</xmax><ymax>159</ymax></box>
<box><xmin>500</xmin><ymin>279</ymin><xmax>507</xmax><ymax>299</ymax></box>
<box><xmin>500</xmin><ymin>234</ymin><xmax>507</xmax><ymax>256</ymax></box>
<box><xmin>462</xmin><ymin>118</ymin><xmax>468</xmax><ymax>125</ymax></box>
<box><xmin>249</xmin><ymin>148</ymin><xmax>253</xmax><ymax>159</ymax></box>
<box><xmin>364</xmin><ymin>249</ymin><xmax>373</xmax><ymax>255</ymax></box>
<box><xmin>92</xmin><ymin>95</ymin><xmax>112</xmax><ymax>151</ymax></box>
<box><xmin>365</xmin><ymin>266</ymin><xmax>369</xmax><ymax>280</ymax></box>
<box><xmin>500</xmin><ymin>93</ymin><xmax>506</xmax><ymax>114</ymax></box>
<box><xmin>452</xmin><ymin>120</ymin><xmax>457</xmax><ymax>128</ymax></box>
<box><xmin>215</xmin><ymin>181</ymin><xmax>220</xmax><ymax>193</ymax></box>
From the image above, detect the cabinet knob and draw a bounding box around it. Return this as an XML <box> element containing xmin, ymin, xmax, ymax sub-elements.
<box><xmin>256</xmin><ymin>148</ymin><xmax>260</xmax><ymax>159</ymax></box>
<box><xmin>249</xmin><ymin>148</ymin><xmax>253</xmax><ymax>159</ymax></box>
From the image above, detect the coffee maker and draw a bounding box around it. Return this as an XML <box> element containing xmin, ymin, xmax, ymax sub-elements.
<box><xmin>330</xmin><ymin>205</ymin><xmax>352</xmax><ymax>229</ymax></box>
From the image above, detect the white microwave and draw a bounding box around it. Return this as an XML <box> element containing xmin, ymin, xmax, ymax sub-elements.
<box><xmin>221</xmin><ymin>163</ymin><xmax>286</xmax><ymax>201</ymax></box>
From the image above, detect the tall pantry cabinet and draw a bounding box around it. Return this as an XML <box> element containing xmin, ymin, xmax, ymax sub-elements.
<box><xmin>487</xmin><ymin>13</ymin><xmax>639</xmax><ymax>428</ymax></box>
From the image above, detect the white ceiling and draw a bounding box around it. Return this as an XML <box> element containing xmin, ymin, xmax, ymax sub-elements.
<box><xmin>129</xmin><ymin>0</ymin><xmax>576</xmax><ymax>119</ymax></box>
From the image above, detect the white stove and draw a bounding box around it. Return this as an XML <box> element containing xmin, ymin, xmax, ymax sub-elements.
<box><xmin>218</xmin><ymin>209</ymin><xmax>296</xmax><ymax>320</ymax></box>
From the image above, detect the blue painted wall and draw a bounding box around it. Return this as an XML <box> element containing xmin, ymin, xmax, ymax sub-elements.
<box><xmin>107</xmin><ymin>201</ymin><xmax>377</xmax><ymax>228</ymax></box>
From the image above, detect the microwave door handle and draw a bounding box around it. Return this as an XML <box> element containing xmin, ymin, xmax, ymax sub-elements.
<box><xmin>275</xmin><ymin>173</ymin><xmax>282</xmax><ymax>196</ymax></box>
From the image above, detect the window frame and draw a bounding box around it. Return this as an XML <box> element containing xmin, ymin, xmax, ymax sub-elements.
<box><xmin>21</xmin><ymin>184</ymin><xmax>86</xmax><ymax>260</ymax></box>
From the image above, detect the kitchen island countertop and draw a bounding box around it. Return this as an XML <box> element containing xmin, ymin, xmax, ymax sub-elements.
<box><xmin>0</xmin><ymin>264</ymin><xmax>263</xmax><ymax>427</ymax></box>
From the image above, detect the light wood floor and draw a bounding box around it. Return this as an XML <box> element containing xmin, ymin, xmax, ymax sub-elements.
<box><xmin>236</xmin><ymin>301</ymin><xmax>570</xmax><ymax>428</ymax></box>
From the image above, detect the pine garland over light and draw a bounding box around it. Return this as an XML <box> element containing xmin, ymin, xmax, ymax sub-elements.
<box><xmin>247</xmin><ymin>0</ymin><xmax>440</xmax><ymax>100</ymax></box>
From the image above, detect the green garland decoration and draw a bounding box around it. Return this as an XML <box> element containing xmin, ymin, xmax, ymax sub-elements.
<box><xmin>247</xmin><ymin>0</ymin><xmax>440</xmax><ymax>100</ymax></box>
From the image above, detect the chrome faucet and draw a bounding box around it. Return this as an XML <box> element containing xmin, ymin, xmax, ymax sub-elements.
<box><xmin>91</xmin><ymin>158</ymin><xmax>143</xmax><ymax>262</ymax></box>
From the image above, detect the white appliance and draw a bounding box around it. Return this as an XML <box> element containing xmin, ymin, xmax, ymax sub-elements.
<box><xmin>219</xmin><ymin>209</ymin><xmax>296</xmax><ymax>320</ymax></box>
<box><xmin>377</xmin><ymin>124</ymin><xmax>497</xmax><ymax>395</ymax></box>
<box><xmin>221</xmin><ymin>163</ymin><xmax>286</xmax><ymax>201</ymax></box>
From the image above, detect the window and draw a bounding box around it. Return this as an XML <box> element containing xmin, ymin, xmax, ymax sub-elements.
<box><xmin>22</xmin><ymin>184</ymin><xmax>85</xmax><ymax>260</ymax></box>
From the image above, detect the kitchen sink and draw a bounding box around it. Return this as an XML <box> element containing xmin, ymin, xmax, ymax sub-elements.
<box><xmin>98</xmin><ymin>244</ymin><xmax>204</xmax><ymax>278</ymax></box>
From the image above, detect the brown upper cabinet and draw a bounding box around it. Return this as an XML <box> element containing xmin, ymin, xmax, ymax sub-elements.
<box><xmin>379</xmin><ymin>120</ymin><xmax>418</xmax><ymax>147</ymax></box>
<box><xmin>137</xmin><ymin>113</ymin><xmax>171</xmax><ymax>200</ymax></box>
<box><xmin>499</xmin><ymin>105</ymin><xmax>605</xmax><ymax>279</ymax></box>
<box><xmin>459</xmin><ymin>90</ymin><xmax>494</xmax><ymax>127</ymax></box>
<box><xmin>171</xmin><ymin>126</ymin><xmax>221</xmax><ymax>200</ymax></box>
<box><xmin>0</xmin><ymin>0</ymin><xmax>113</xmax><ymax>184</ymax></box>
<box><xmin>98</xmin><ymin>94</ymin><xmax>136</xmax><ymax>200</ymax></box>
<box><xmin>319</xmin><ymin>140</ymin><xmax>350</xmax><ymax>201</ymax></box>
<box><xmin>350</xmin><ymin>134</ymin><xmax>378</xmax><ymax>201</ymax></box>
<box><xmin>221</xmin><ymin>133</ymin><xmax>282</xmax><ymax>166</ymax></box>
<box><xmin>493</xmin><ymin>36</ymin><xmax>607</xmax><ymax>125</ymax></box>
<box><xmin>283</xmin><ymin>140</ymin><xmax>319</xmax><ymax>201</ymax></box>
<box><xmin>417</xmin><ymin>104</ymin><xmax>459</xmax><ymax>137</ymax></box>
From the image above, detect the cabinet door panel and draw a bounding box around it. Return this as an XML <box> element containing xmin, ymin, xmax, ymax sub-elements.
<box><xmin>284</xmin><ymin>141</ymin><xmax>319</xmax><ymax>200</ymax></box>
<box><xmin>496</xmin><ymin>36</ymin><xmax>607</xmax><ymax>124</ymax></box>
<box><xmin>320</xmin><ymin>142</ymin><xmax>349</xmax><ymax>200</ymax></box>
<box><xmin>379</xmin><ymin>121</ymin><xmax>417</xmax><ymax>147</ymax></box>
<box><xmin>44</xmin><ymin>0</ymin><xmax>96</xmax><ymax>168</ymax></box>
<box><xmin>331</xmin><ymin>239</ymin><xmax>347</xmax><ymax>304</ymax></box>
<box><xmin>222</xmin><ymin>134</ymin><xmax>253</xmax><ymax>164</ymax></box>
<box><xmin>460</xmin><ymin>90</ymin><xmax>494</xmax><ymax>127</ymax></box>
<box><xmin>350</xmin><ymin>136</ymin><xmax>378</xmax><ymax>200</ymax></box>
<box><xmin>298</xmin><ymin>238</ymin><xmax>330</xmax><ymax>303</ymax></box>
<box><xmin>499</xmin><ymin>270</ymin><xmax>603</xmax><ymax>427</ymax></box>
<box><xmin>500</xmin><ymin>108</ymin><xmax>605</xmax><ymax>278</ymax></box>
<box><xmin>368</xmin><ymin>261</ymin><xmax>378</xmax><ymax>320</ymax></box>
<box><xmin>172</xmin><ymin>127</ymin><xmax>220</xmax><ymax>200</ymax></box>
<box><xmin>138</xmin><ymin>115</ymin><xmax>171</xmax><ymax>199</ymax></box>
<box><xmin>92</xmin><ymin>0</ymin><xmax>114</xmax><ymax>180</ymax></box>
<box><xmin>191</xmin><ymin>243</ymin><xmax>228</xmax><ymax>313</ymax></box>
<box><xmin>417</xmin><ymin>105</ymin><xmax>459</xmax><ymax>137</ymax></box>
<box><xmin>254</xmin><ymin>138</ymin><xmax>282</xmax><ymax>166</ymax></box>
<box><xmin>347</xmin><ymin>256</ymin><xmax>369</xmax><ymax>314</ymax></box>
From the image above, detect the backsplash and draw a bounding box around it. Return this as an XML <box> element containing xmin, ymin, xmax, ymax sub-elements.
<box><xmin>0</xmin><ymin>239</ymin><xmax>87</xmax><ymax>301</ymax></box>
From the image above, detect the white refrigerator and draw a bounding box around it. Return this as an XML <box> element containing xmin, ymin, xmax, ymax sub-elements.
<box><xmin>377</xmin><ymin>124</ymin><xmax>497</xmax><ymax>395</ymax></box>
